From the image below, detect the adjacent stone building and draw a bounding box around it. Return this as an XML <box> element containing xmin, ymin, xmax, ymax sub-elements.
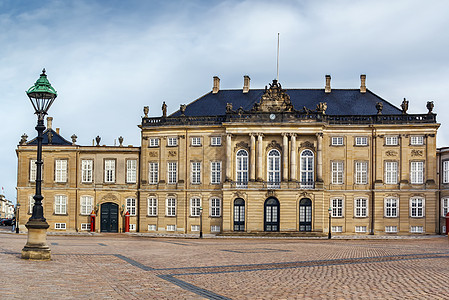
<box><xmin>16</xmin><ymin>75</ymin><xmax>444</xmax><ymax>235</ymax></box>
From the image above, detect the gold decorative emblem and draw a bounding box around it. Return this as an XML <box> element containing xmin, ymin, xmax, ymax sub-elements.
<box><xmin>149</xmin><ymin>151</ymin><xmax>158</xmax><ymax>157</ymax></box>
<box><xmin>266</xmin><ymin>140</ymin><xmax>282</xmax><ymax>151</ymax></box>
<box><xmin>234</xmin><ymin>141</ymin><xmax>249</xmax><ymax>152</ymax></box>
<box><xmin>168</xmin><ymin>150</ymin><xmax>177</xmax><ymax>157</ymax></box>
<box><xmin>411</xmin><ymin>149</ymin><xmax>423</xmax><ymax>157</ymax></box>
<box><xmin>385</xmin><ymin>150</ymin><xmax>397</xmax><ymax>156</ymax></box>
<box><xmin>266</xmin><ymin>190</ymin><xmax>277</xmax><ymax>198</ymax></box>
<box><xmin>300</xmin><ymin>141</ymin><xmax>315</xmax><ymax>151</ymax></box>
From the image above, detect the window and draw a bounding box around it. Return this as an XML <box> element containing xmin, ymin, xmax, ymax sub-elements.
<box><xmin>190</xmin><ymin>197</ymin><xmax>201</xmax><ymax>217</ymax></box>
<box><xmin>191</xmin><ymin>225</ymin><xmax>200</xmax><ymax>231</ymax></box>
<box><xmin>55</xmin><ymin>195</ymin><xmax>67</xmax><ymax>214</ymax></box>
<box><xmin>55</xmin><ymin>159</ymin><xmax>67</xmax><ymax>182</ymax></box>
<box><xmin>410</xmin><ymin>197</ymin><xmax>424</xmax><ymax>217</ymax></box>
<box><xmin>167</xmin><ymin>137</ymin><xmax>178</xmax><ymax>147</ymax></box>
<box><xmin>55</xmin><ymin>223</ymin><xmax>66</xmax><ymax>230</ymax></box>
<box><xmin>355</xmin><ymin>198</ymin><xmax>367</xmax><ymax>217</ymax></box>
<box><xmin>147</xmin><ymin>197</ymin><xmax>158</xmax><ymax>216</ymax></box>
<box><xmin>331</xmin><ymin>161</ymin><xmax>343</xmax><ymax>184</ymax></box>
<box><xmin>355</xmin><ymin>137</ymin><xmax>368</xmax><ymax>146</ymax></box>
<box><xmin>385</xmin><ymin>226</ymin><xmax>397</xmax><ymax>233</ymax></box>
<box><xmin>149</xmin><ymin>138</ymin><xmax>159</xmax><ymax>147</ymax></box>
<box><xmin>81</xmin><ymin>160</ymin><xmax>93</xmax><ymax>183</ymax></box>
<box><xmin>236</xmin><ymin>150</ymin><xmax>248</xmax><ymax>187</ymax></box>
<box><xmin>442</xmin><ymin>198</ymin><xmax>449</xmax><ymax>216</ymax></box>
<box><xmin>29</xmin><ymin>195</ymin><xmax>35</xmax><ymax>214</ymax></box>
<box><xmin>81</xmin><ymin>223</ymin><xmax>91</xmax><ymax>231</ymax></box>
<box><xmin>166</xmin><ymin>197</ymin><xmax>176</xmax><ymax>216</ymax></box>
<box><xmin>385</xmin><ymin>198</ymin><xmax>398</xmax><ymax>217</ymax></box>
<box><xmin>210</xmin><ymin>198</ymin><xmax>221</xmax><ymax>217</ymax></box>
<box><xmin>355</xmin><ymin>226</ymin><xmax>367</xmax><ymax>233</ymax></box>
<box><xmin>129</xmin><ymin>224</ymin><xmax>136</xmax><ymax>231</ymax></box>
<box><xmin>211</xmin><ymin>161</ymin><xmax>222</xmax><ymax>184</ymax></box>
<box><xmin>355</xmin><ymin>161</ymin><xmax>368</xmax><ymax>184</ymax></box>
<box><xmin>166</xmin><ymin>225</ymin><xmax>176</xmax><ymax>231</ymax></box>
<box><xmin>80</xmin><ymin>196</ymin><xmax>93</xmax><ymax>215</ymax></box>
<box><xmin>29</xmin><ymin>159</ymin><xmax>37</xmax><ymax>182</ymax></box>
<box><xmin>300</xmin><ymin>150</ymin><xmax>314</xmax><ymax>188</ymax></box>
<box><xmin>385</xmin><ymin>161</ymin><xmax>398</xmax><ymax>184</ymax></box>
<box><xmin>126</xmin><ymin>198</ymin><xmax>136</xmax><ymax>216</ymax></box>
<box><xmin>385</xmin><ymin>136</ymin><xmax>398</xmax><ymax>146</ymax></box>
<box><xmin>104</xmin><ymin>159</ymin><xmax>115</xmax><ymax>183</ymax></box>
<box><xmin>211</xmin><ymin>136</ymin><xmax>222</xmax><ymax>146</ymax></box>
<box><xmin>331</xmin><ymin>137</ymin><xmax>344</xmax><ymax>146</ymax></box>
<box><xmin>443</xmin><ymin>226</ymin><xmax>447</xmax><ymax>234</ymax></box>
<box><xmin>148</xmin><ymin>224</ymin><xmax>157</xmax><ymax>231</ymax></box>
<box><xmin>443</xmin><ymin>161</ymin><xmax>449</xmax><ymax>183</ymax></box>
<box><xmin>191</xmin><ymin>137</ymin><xmax>201</xmax><ymax>146</ymax></box>
<box><xmin>191</xmin><ymin>162</ymin><xmax>201</xmax><ymax>184</ymax></box>
<box><xmin>411</xmin><ymin>136</ymin><xmax>424</xmax><ymax>145</ymax></box>
<box><xmin>167</xmin><ymin>162</ymin><xmax>177</xmax><ymax>184</ymax></box>
<box><xmin>211</xmin><ymin>225</ymin><xmax>221</xmax><ymax>232</ymax></box>
<box><xmin>332</xmin><ymin>198</ymin><xmax>343</xmax><ymax>217</ymax></box>
<box><xmin>410</xmin><ymin>161</ymin><xmax>424</xmax><ymax>184</ymax></box>
<box><xmin>149</xmin><ymin>162</ymin><xmax>159</xmax><ymax>184</ymax></box>
<box><xmin>410</xmin><ymin>226</ymin><xmax>424</xmax><ymax>233</ymax></box>
<box><xmin>126</xmin><ymin>160</ymin><xmax>137</xmax><ymax>183</ymax></box>
<box><xmin>267</xmin><ymin>149</ymin><xmax>281</xmax><ymax>188</ymax></box>
<box><xmin>331</xmin><ymin>226</ymin><xmax>342</xmax><ymax>232</ymax></box>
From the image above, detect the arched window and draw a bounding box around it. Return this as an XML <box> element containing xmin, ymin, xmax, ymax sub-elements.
<box><xmin>236</xmin><ymin>150</ymin><xmax>248</xmax><ymax>187</ymax></box>
<box><xmin>300</xmin><ymin>150</ymin><xmax>314</xmax><ymax>188</ymax></box>
<box><xmin>267</xmin><ymin>149</ymin><xmax>281</xmax><ymax>188</ymax></box>
<box><xmin>233</xmin><ymin>198</ymin><xmax>245</xmax><ymax>231</ymax></box>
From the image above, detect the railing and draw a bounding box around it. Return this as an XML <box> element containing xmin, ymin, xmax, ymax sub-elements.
<box><xmin>299</xmin><ymin>181</ymin><xmax>315</xmax><ymax>189</ymax></box>
<box><xmin>263</xmin><ymin>181</ymin><xmax>281</xmax><ymax>189</ymax></box>
<box><xmin>231</xmin><ymin>181</ymin><xmax>248</xmax><ymax>189</ymax></box>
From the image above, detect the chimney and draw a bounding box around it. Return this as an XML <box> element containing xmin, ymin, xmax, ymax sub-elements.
<box><xmin>325</xmin><ymin>75</ymin><xmax>331</xmax><ymax>93</ymax></box>
<box><xmin>212</xmin><ymin>76</ymin><xmax>220</xmax><ymax>94</ymax></box>
<box><xmin>243</xmin><ymin>75</ymin><xmax>250</xmax><ymax>93</ymax></box>
<box><xmin>360</xmin><ymin>74</ymin><xmax>366</xmax><ymax>93</ymax></box>
<box><xmin>47</xmin><ymin>117</ymin><xmax>53</xmax><ymax>130</ymax></box>
<box><xmin>56</xmin><ymin>128</ymin><xmax>60</xmax><ymax>135</ymax></box>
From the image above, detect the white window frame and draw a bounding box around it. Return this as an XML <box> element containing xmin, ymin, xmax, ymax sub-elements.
<box><xmin>190</xmin><ymin>197</ymin><xmax>201</xmax><ymax>217</ymax></box>
<box><xmin>29</xmin><ymin>159</ymin><xmax>37</xmax><ymax>182</ymax></box>
<box><xmin>331</xmin><ymin>137</ymin><xmax>344</xmax><ymax>146</ymax></box>
<box><xmin>300</xmin><ymin>150</ymin><xmax>314</xmax><ymax>188</ymax></box>
<box><xmin>331</xmin><ymin>198</ymin><xmax>343</xmax><ymax>217</ymax></box>
<box><xmin>211</xmin><ymin>225</ymin><xmax>221</xmax><ymax>232</ymax></box>
<box><xmin>410</xmin><ymin>226</ymin><xmax>424</xmax><ymax>233</ymax></box>
<box><xmin>191</xmin><ymin>162</ymin><xmax>201</xmax><ymax>184</ymax></box>
<box><xmin>385</xmin><ymin>226</ymin><xmax>397</xmax><ymax>233</ymax></box>
<box><xmin>55</xmin><ymin>159</ymin><xmax>68</xmax><ymax>183</ymax></box>
<box><xmin>384</xmin><ymin>198</ymin><xmax>398</xmax><ymax>217</ymax></box>
<box><xmin>410</xmin><ymin>197</ymin><xmax>425</xmax><ymax>217</ymax></box>
<box><xmin>267</xmin><ymin>149</ymin><xmax>281</xmax><ymax>188</ymax></box>
<box><xmin>191</xmin><ymin>225</ymin><xmax>200</xmax><ymax>232</ymax></box>
<box><xmin>210</xmin><ymin>197</ymin><xmax>221</xmax><ymax>217</ymax></box>
<box><xmin>443</xmin><ymin>161</ymin><xmax>449</xmax><ymax>184</ymax></box>
<box><xmin>80</xmin><ymin>196</ymin><xmax>93</xmax><ymax>215</ymax></box>
<box><xmin>55</xmin><ymin>195</ymin><xmax>67</xmax><ymax>215</ymax></box>
<box><xmin>129</xmin><ymin>224</ymin><xmax>136</xmax><ymax>231</ymax></box>
<box><xmin>166</xmin><ymin>197</ymin><xmax>176</xmax><ymax>216</ymax></box>
<box><xmin>29</xmin><ymin>195</ymin><xmax>35</xmax><ymax>214</ymax></box>
<box><xmin>191</xmin><ymin>137</ymin><xmax>201</xmax><ymax>146</ymax></box>
<box><xmin>167</xmin><ymin>137</ymin><xmax>178</xmax><ymax>147</ymax></box>
<box><xmin>331</xmin><ymin>226</ymin><xmax>342</xmax><ymax>232</ymax></box>
<box><xmin>385</xmin><ymin>161</ymin><xmax>398</xmax><ymax>184</ymax></box>
<box><xmin>55</xmin><ymin>223</ymin><xmax>66</xmax><ymax>230</ymax></box>
<box><xmin>211</xmin><ymin>136</ymin><xmax>222</xmax><ymax>146</ymax></box>
<box><xmin>385</xmin><ymin>136</ymin><xmax>398</xmax><ymax>146</ymax></box>
<box><xmin>354</xmin><ymin>198</ymin><xmax>368</xmax><ymax>217</ymax></box>
<box><xmin>211</xmin><ymin>161</ymin><xmax>222</xmax><ymax>184</ymax></box>
<box><xmin>442</xmin><ymin>198</ymin><xmax>449</xmax><ymax>217</ymax></box>
<box><xmin>149</xmin><ymin>138</ymin><xmax>159</xmax><ymax>147</ymax></box>
<box><xmin>149</xmin><ymin>162</ymin><xmax>159</xmax><ymax>184</ymax></box>
<box><xmin>148</xmin><ymin>224</ymin><xmax>157</xmax><ymax>231</ymax></box>
<box><xmin>81</xmin><ymin>223</ymin><xmax>91</xmax><ymax>231</ymax></box>
<box><xmin>355</xmin><ymin>161</ymin><xmax>368</xmax><ymax>184</ymax></box>
<box><xmin>355</xmin><ymin>226</ymin><xmax>367</xmax><ymax>233</ymax></box>
<box><xmin>81</xmin><ymin>160</ymin><xmax>93</xmax><ymax>183</ymax></box>
<box><xmin>236</xmin><ymin>149</ymin><xmax>248</xmax><ymax>187</ymax></box>
<box><xmin>104</xmin><ymin>159</ymin><xmax>116</xmax><ymax>183</ymax></box>
<box><xmin>355</xmin><ymin>136</ymin><xmax>368</xmax><ymax>146</ymax></box>
<box><xmin>126</xmin><ymin>159</ymin><xmax>137</xmax><ymax>183</ymax></box>
<box><xmin>167</xmin><ymin>162</ymin><xmax>177</xmax><ymax>184</ymax></box>
<box><xmin>166</xmin><ymin>225</ymin><xmax>176</xmax><ymax>231</ymax></box>
<box><xmin>147</xmin><ymin>197</ymin><xmax>158</xmax><ymax>216</ymax></box>
<box><xmin>410</xmin><ymin>161</ymin><xmax>424</xmax><ymax>184</ymax></box>
<box><xmin>126</xmin><ymin>198</ymin><xmax>136</xmax><ymax>216</ymax></box>
<box><xmin>331</xmin><ymin>161</ymin><xmax>344</xmax><ymax>184</ymax></box>
<box><xmin>410</xmin><ymin>136</ymin><xmax>424</xmax><ymax>145</ymax></box>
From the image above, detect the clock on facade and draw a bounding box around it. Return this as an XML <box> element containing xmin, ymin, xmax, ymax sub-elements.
<box><xmin>270</xmin><ymin>114</ymin><xmax>276</xmax><ymax>120</ymax></box>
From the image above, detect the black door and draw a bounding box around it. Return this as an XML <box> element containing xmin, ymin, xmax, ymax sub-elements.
<box><xmin>264</xmin><ymin>198</ymin><xmax>280</xmax><ymax>232</ymax></box>
<box><xmin>299</xmin><ymin>198</ymin><xmax>312</xmax><ymax>232</ymax></box>
<box><xmin>101</xmin><ymin>202</ymin><xmax>119</xmax><ymax>233</ymax></box>
<box><xmin>234</xmin><ymin>198</ymin><xmax>245</xmax><ymax>231</ymax></box>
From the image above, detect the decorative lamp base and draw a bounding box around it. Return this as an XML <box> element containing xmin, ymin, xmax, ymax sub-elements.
<box><xmin>21</xmin><ymin>220</ymin><xmax>51</xmax><ymax>260</ymax></box>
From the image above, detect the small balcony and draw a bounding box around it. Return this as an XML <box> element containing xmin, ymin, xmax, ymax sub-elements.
<box><xmin>299</xmin><ymin>180</ymin><xmax>315</xmax><ymax>189</ymax></box>
<box><xmin>231</xmin><ymin>181</ymin><xmax>248</xmax><ymax>189</ymax></box>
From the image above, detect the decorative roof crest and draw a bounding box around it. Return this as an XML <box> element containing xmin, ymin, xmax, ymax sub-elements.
<box><xmin>252</xmin><ymin>79</ymin><xmax>294</xmax><ymax>112</ymax></box>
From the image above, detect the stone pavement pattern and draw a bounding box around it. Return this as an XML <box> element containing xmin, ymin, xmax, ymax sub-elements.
<box><xmin>0</xmin><ymin>232</ymin><xmax>448</xmax><ymax>299</ymax></box>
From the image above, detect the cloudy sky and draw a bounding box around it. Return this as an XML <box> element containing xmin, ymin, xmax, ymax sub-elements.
<box><xmin>1</xmin><ymin>0</ymin><xmax>449</xmax><ymax>203</ymax></box>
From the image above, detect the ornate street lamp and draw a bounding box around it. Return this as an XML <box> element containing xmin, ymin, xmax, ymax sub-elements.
<box><xmin>15</xmin><ymin>203</ymin><xmax>20</xmax><ymax>234</ymax></box>
<box><xmin>199</xmin><ymin>207</ymin><xmax>203</xmax><ymax>239</ymax></box>
<box><xmin>21</xmin><ymin>69</ymin><xmax>57</xmax><ymax>260</ymax></box>
<box><xmin>328</xmin><ymin>207</ymin><xmax>332</xmax><ymax>239</ymax></box>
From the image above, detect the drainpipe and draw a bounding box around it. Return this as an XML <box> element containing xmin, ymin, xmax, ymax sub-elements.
<box><xmin>75</xmin><ymin>146</ymin><xmax>79</xmax><ymax>232</ymax></box>
<box><xmin>438</xmin><ymin>150</ymin><xmax>441</xmax><ymax>234</ymax></box>
<box><xmin>370</xmin><ymin>126</ymin><xmax>376</xmax><ymax>235</ymax></box>
<box><xmin>185</xmin><ymin>129</ymin><xmax>188</xmax><ymax>234</ymax></box>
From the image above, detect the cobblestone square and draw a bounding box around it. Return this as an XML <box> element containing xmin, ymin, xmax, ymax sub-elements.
<box><xmin>1</xmin><ymin>232</ymin><xmax>448</xmax><ymax>299</ymax></box>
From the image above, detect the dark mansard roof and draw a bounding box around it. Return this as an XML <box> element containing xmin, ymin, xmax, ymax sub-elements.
<box><xmin>27</xmin><ymin>129</ymin><xmax>72</xmax><ymax>146</ymax></box>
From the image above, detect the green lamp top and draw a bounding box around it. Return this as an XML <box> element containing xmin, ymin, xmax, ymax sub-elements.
<box><xmin>26</xmin><ymin>69</ymin><xmax>57</xmax><ymax>97</ymax></box>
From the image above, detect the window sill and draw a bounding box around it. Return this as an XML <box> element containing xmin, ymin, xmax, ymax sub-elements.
<box><xmin>165</xmin><ymin>215</ymin><xmax>177</xmax><ymax>217</ymax></box>
<box><xmin>54</xmin><ymin>213</ymin><xmax>68</xmax><ymax>216</ymax></box>
<box><xmin>147</xmin><ymin>215</ymin><xmax>158</xmax><ymax>217</ymax></box>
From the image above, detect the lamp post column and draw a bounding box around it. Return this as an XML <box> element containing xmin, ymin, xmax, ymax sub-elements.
<box><xmin>328</xmin><ymin>208</ymin><xmax>332</xmax><ymax>239</ymax></box>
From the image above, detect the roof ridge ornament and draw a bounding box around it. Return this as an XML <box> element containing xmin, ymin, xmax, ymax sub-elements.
<box><xmin>252</xmin><ymin>79</ymin><xmax>294</xmax><ymax>112</ymax></box>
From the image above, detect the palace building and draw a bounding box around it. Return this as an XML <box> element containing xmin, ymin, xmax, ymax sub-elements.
<box><xmin>16</xmin><ymin>74</ymin><xmax>445</xmax><ymax>235</ymax></box>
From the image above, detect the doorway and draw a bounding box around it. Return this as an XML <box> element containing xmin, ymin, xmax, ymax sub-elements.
<box><xmin>101</xmin><ymin>202</ymin><xmax>119</xmax><ymax>233</ymax></box>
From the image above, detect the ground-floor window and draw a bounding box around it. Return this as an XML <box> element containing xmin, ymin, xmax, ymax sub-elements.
<box><xmin>299</xmin><ymin>198</ymin><xmax>312</xmax><ymax>232</ymax></box>
<box><xmin>234</xmin><ymin>198</ymin><xmax>245</xmax><ymax>231</ymax></box>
